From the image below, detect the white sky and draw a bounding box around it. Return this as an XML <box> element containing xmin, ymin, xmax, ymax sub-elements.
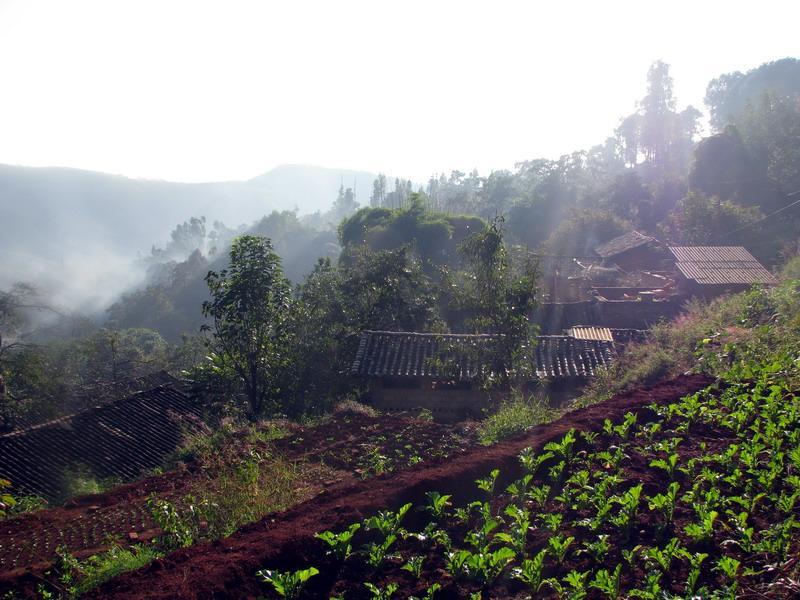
<box><xmin>0</xmin><ymin>0</ymin><xmax>798</xmax><ymax>183</ymax></box>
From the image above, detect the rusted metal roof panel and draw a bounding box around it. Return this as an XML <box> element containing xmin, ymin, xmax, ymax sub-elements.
<box><xmin>351</xmin><ymin>331</ymin><xmax>615</xmax><ymax>380</ymax></box>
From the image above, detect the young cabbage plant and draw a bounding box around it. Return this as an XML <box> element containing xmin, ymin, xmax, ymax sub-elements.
<box><xmin>475</xmin><ymin>469</ymin><xmax>500</xmax><ymax>496</ymax></box>
<box><xmin>589</xmin><ymin>563</ymin><xmax>622</xmax><ymax>600</ymax></box>
<box><xmin>505</xmin><ymin>474</ymin><xmax>533</xmax><ymax>505</ymax></box>
<box><xmin>648</xmin><ymin>481</ymin><xmax>680</xmax><ymax>525</ymax></box>
<box><xmin>364</xmin><ymin>533</ymin><xmax>397</xmax><ymax>568</ymax></box>
<box><xmin>256</xmin><ymin>566</ymin><xmax>319</xmax><ymax>600</ymax></box>
<box><xmin>447</xmin><ymin>547</ymin><xmax>515</xmax><ymax>584</ymax></box>
<box><xmin>579</xmin><ymin>534</ymin><xmax>610</xmax><ymax>562</ymax></box>
<box><xmin>364</xmin><ymin>582</ymin><xmax>398</xmax><ymax>600</ymax></box>
<box><xmin>643</xmin><ymin>537</ymin><xmax>682</xmax><ymax>573</ymax></box>
<box><xmin>364</xmin><ymin>503</ymin><xmax>412</xmax><ymax>537</ymax></box>
<box><xmin>649</xmin><ymin>452</ymin><xmax>680</xmax><ymax>481</ymax></box>
<box><xmin>679</xmin><ymin>550</ymin><xmax>708</xmax><ymax>596</ymax></box>
<box><xmin>547</xmin><ymin>534</ymin><xmax>575</xmax><ymax>564</ymax></box>
<box><xmin>715</xmin><ymin>555</ymin><xmax>741</xmax><ymax>589</ymax></box>
<box><xmin>627</xmin><ymin>570</ymin><xmax>663</xmax><ymax>600</ymax></box>
<box><xmin>314</xmin><ymin>523</ymin><xmax>360</xmax><ymax>561</ymax></box>
<box><xmin>408</xmin><ymin>583</ymin><xmax>441</xmax><ymax>600</ymax></box>
<box><xmin>561</xmin><ymin>569</ymin><xmax>590</xmax><ymax>600</ymax></box>
<box><xmin>544</xmin><ymin>429</ymin><xmax>577</xmax><ymax>465</ymax></box>
<box><xmin>424</xmin><ymin>491</ymin><xmax>452</xmax><ymax>520</ymax></box>
<box><xmin>511</xmin><ymin>549</ymin><xmax>548</xmax><ymax>593</ymax></box>
<box><xmin>401</xmin><ymin>554</ymin><xmax>424</xmax><ymax>578</ymax></box>
<box><xmin>518</xmin><ymin>447</ymin><xmax>554</xmax><ymax>476</ymax></box>
<box><xmin>684</xmin><ymin>510</ymin><xmax>718</xmax><ymax>545</ymax></box>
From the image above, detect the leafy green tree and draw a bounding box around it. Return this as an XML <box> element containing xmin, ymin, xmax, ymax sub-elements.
<box><xmin>615</xmin><ymin>61</ymin><xmax>701</xmax><ymax>177</ymax></box>
<box><xmin>80</xmin><ymin>328</ymin><xmax>170</xmax><ymax>387</ymax></box>
<box><xmin>602</xmin><ymin>172</ymin><xmax>653</xmax><ymax>223</ymax></box>
<box><xmin>284</xmin><ymin>247</ymin><xmax>442</xmax><ymax>415</ymax></box>
<box><xmin>663</xmin><ymin>192</ymin><xmax>770</xmax><ymax>255</ymax></box>
<box><xmin>689</xmin><ymin>125</ymin><xmax>759</xmax><ymax>201</ymax></box>
<box><xmin>705</xmin><ymin>58</ymin><xmax>800</xmax><ymax>131</ymax></box>
<box><xmin>370</xmin><ymin>174</ymin><xmax>387</xmax><ymax>207</ymax></box>
<box><xmin>201</xmin><ymin>235</ymin><xmax>293</xmax><ymax>420</ymax></box>
<box><xmin>445</xmin><ymin>219</ymin><xmax>538</xmax><ymax>385</ymax></box>
<box><xmin>542</xmin><ymin>208</ymin><xmax>631</xmax><ymax>258</ymax></box>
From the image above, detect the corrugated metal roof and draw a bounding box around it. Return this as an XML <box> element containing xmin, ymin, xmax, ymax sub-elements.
<box><xmin>351</xmin><ymin>331</ymin><xmax>615</xmax><ymax>380</ymax></box>
<box><xmin>668</xmin><ymin>246</ymin><xmax>777</xmax><ymax>285</ymax></box>
<box><xmin>568</xmin><ymin>326</ymin><xmax>614</xmax><ymax>342</ymax></box>
<box><xmin>595</xmin><ymin>231</ymin><xmax>656</xmax><ymax>258</ymax></box>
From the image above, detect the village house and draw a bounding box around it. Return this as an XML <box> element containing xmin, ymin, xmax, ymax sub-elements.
<box><xmin>668</xmin><ymin>246</ymin><xmax>778</xmax><ymax>297</ymax></box>
<box><xmin>350</xmin><ymin>330</ymin><xmax>615</xmax><ymax>420</ymax></box>
<box><xmin>593</xmin><ymin>230</ymin><xmax>669</xmax><ymax>271</ymax></box>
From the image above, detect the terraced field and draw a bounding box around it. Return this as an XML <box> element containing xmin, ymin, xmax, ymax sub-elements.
<box><xmin>81</xmin><ymin>375</ymin><xmax>714</xmax><ymax>599</ymax></box>
<box><xmin>0</xmin><ymin>411</ymin><xmax>479</xmax><ymax>594</ymax></box>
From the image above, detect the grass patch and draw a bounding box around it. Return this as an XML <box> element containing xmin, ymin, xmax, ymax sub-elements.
<box><xmin>57</xmin><ymin>464</ymin><xmax>120</xmax><ymax>503</ymax></box>
<box><xmin>54</xmin><ymin>544</ymin><xmax>162</xmax><ymax>597</ymax></box>
<box><xmin>190</xmin><ymin>448</ymin><xmax>311</xmax><ymax>538</ymax></box>
<box><xmin>333</xmin><ymin>398</ymin><xmax>378</xmax><ymax>418</ymax></box>
<box><xmin>478</xmin><ymin>391</ymin><xmax>557</xmax><ymax>445</ymax></box>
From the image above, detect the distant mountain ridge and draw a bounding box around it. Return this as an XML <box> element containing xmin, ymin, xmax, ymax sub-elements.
<box><xmin>0</xmin><ymin>163</ymin><xmax>381</xmax><ymax>311</ymax></box>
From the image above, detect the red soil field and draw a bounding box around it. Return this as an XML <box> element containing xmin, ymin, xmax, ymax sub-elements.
<box><xmin>0</xmin><ymin>412</ymin><xmax>477</xmax><ymax>594</ymax></box>
<box><xmin>78</xmin><ymin>374</ymin><xmax>712</xmax><ymax>599</ymax></box>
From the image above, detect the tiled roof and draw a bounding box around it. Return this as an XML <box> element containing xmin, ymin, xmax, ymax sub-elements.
<box><xmin>351</xmin><ymin>331</ymin><xmax>615</xmax><ymax>381</ymax></box>
<box><xmin>11</xmin><ymin>370</ymin><xmax>185</xmax><ymax>430</ymax></box>
<box><xmin>668</xmin><ymin>246</ymin><xmax>777</xmax><ymax>286</ymax></box>
<box><xmin>0</xmin><ymin>384</ymin><xmax>205</xmax><ymax>499</ymax></box>
<box><xmin>594</xmin><ymin>231</ymin><xmax>656</xmax><ymax>259</ymax></box>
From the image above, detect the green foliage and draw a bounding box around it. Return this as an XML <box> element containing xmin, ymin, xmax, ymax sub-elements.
<box><xmin>589</xmin><ymin>564</ymin><xmax>622</xmax><ymax>600</ymax></box>
<box><xmin>57</xmin><ymin>464</ymin><xmax>117</xmax><ymax>502</ymax></box>
<box><xmin>443</xmin><ymin>218</ymin><xmax>538</xmax><ymax>386</ymax></box>
<box><xmin>148</xmin><ymin>497</ymin><xmax>195</xmax><ymax>551</ymax></box>
<box><xmin>782</xmin><ymin>256</ymin><xmax>800</xmax><ymax>280</ymax></box>
<box><xmin>664</xmin><ymin>191</ymin><xmax>766</xmax><ymax>250</ymax></box>
<box><xmin>364</xmin><ymin>581</ymin><xmax>398</xmax><ymax>600</ymax></box>
<box><xmin>257</xmin><ymin>566</ymin><xmax>319</xmax><ymax>599</ymax></box>
<box><xmin>338</xmin><ymin>199</ymin><xmax>460</xmax><ymax>267</ymax></box>
<box><xmin>542</xmin><ymin>208</ymin><xmax>630</xmax><ymax>258</ymax></box>
<box><xmin>315</xmin><ymin>523</ymin><xmax>361</xmax><ymax>561</ymax></box>
<box><xmin>54</xmin><ymin>544</ymin><xmax>162</xmax><ymax>597</ymax></box>
<box><xmin>0</xmin><ymin>478</ymin><xmax>15</xmax><ymax>519</ymax></box>
<box><xmin>200</xmin><ymin>235</ymin><xmax>293</xmax><ymax>420</ymax></box>
<box><xmin>478</xmin><ymin>390</ymin><xmax>555</xmax><ymax>445</ymax></box>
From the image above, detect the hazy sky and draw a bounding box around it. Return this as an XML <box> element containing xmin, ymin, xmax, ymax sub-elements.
<box><xmin>0</xmin><ymin>0</ymin><xmax>797</xmax><ymax>183</ymax></box>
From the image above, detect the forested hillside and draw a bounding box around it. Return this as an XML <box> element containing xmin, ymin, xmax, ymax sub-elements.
<box><xmin>2</xmin><ymin>57</ymin><xmax>799</xmax><ymax>433</ymax></box>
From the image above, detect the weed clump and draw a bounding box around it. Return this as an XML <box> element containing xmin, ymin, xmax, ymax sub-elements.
<box><xmin>478</xmin><ymin>391</ymin><xmax>555</xmax><ymax>445</ymax></box>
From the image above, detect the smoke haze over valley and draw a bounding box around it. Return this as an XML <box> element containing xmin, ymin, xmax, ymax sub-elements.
<box><xmin>0</xmin><ymin>163</ymin><xmax>379</xmax><ymax>314</ymax></box>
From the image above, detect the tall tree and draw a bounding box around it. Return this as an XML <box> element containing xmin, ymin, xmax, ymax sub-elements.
<box><xmin>447</xmin><ymin>219</ymin><xmax>538</xmax><ymax>386</ymax></box>
<box><xmin>370</xmin><ymin>174</ymin><xmax>387</xmax><ymax>207</ymax></box>
<box><xmin>705</xmin><ymin>58</ymin><xmax>800</xmax><ymax>131</ymax></box>
<box><xmin>201</xmin><ymin>235</ymin><xmax>292</xmax><ymax>420</ymax></box>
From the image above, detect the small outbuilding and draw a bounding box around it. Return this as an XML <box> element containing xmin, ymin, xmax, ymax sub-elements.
<box><xmin>594</xmin><ymin>231</ymin><xmax>667</xmax><ymax>271</ymax></box>
<box><xmin>351</xmin><ymin>331</ymin><xmax>615</xmax><ymax>420</ymax></box>
<box><xmin>667</xmin><ymin>246</ymin><xmax>777</xmax><ymax>297</ymax></box>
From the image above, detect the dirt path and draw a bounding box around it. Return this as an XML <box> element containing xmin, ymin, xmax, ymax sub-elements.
<box><xmin>81</xmin><ymin>375</ymin><xmax>711</xmax><ymax>599</ymax></box>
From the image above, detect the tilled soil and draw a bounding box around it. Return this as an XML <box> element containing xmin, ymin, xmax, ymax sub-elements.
<box><xmin>0</xmin><ymin>412</ymin><xmax>477</xmax><ymax>590</ymax></box>
<box><xmin>81</xmin><ymin>374</ymin><xmax>712</xmax><ymax>599</ymax></box>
